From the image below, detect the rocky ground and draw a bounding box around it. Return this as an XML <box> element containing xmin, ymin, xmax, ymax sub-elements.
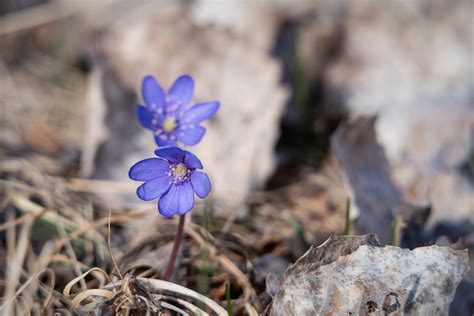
<box><xmin>0</xmin><ymin>0</ymin><xmax>472</xmax><ymax>314</ymax></box>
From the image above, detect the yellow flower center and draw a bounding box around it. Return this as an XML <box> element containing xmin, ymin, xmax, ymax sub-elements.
<box><xmin>172</xmin><ymin>163</ymin><xmax>188</xmax><ymax>180</ymax></box>
<box><xmin>163</xmin><ymin>118</ymin><xmax>177</xmax><ymax>132</ymax></box>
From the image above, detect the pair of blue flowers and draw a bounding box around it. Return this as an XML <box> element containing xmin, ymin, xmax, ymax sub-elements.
<box><xmin>129</xmin><ymin>75</ymin><xmax>219</xmax><ymax>217</ymax></box>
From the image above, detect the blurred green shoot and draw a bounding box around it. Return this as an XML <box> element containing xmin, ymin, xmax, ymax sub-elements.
<box><xmin>10</xmin><ymin>193</ymin><xmax>75</xmax><ymax>235</ymax></box>
<box><xmin>389</xmin><ymin>219</ymin><xmax>396</xmax><ymax>246</ymax></box>
<box><xmin>344</xmin><ymin>197</ymin><xmax>351</xmax><ymax>235</ymax></box>
<box><xmin>225</xmin><ymin>282</ymin><xmax>233</xmax><ymax>315</ymax></box>
<box><xmin>202</xmin><ymin>199</ymin><xmax>213</xmax><ymax>238</ymax></box>
<box><xmin>196</xmin><ymin>252</ymin><xmax>212</xmax><ymax>299</ymax></box>
<box><xmin>389</xmin><ymin>216</ymin><xmax>404</xmax><ymax>247</ymax></box>
<box><xmin>283</xmin><ymin>210</ymin><xmax>310</xmax><ymax>251</ymax></box>
<box><xmin>9</xmin><ymin>193</ymin><xmax>106</xmax><ymax>263</ymax></box>
<box><xmin>291</xmin><ymin>52</ymin><xmax>310</xmax><ymax>113</ymax></box>
<box><xmin>289</xmin><ymin>50</ymin><xmax>329</xmax><ymax>161</ymax></box>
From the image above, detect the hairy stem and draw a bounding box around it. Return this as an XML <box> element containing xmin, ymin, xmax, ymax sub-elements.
<box><xmin>163</xmin><ymin>214</ymin><xmax>186</xmax><ymax>281</ymax></box>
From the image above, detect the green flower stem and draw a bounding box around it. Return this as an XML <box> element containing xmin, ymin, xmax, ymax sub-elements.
<box><xmin>163</xmin><ymin>213</ymin><xmax>186</xmax><ymax>281</ymax></box>
<box><xmin>225</xmin><ymin>283</ymin><xmax>232</xmax><ymax>315</ymax></box>
<box><xmin>344</xmin><ymin>198</ymin><xmax>351</xmax><ymax>235</ymax></box>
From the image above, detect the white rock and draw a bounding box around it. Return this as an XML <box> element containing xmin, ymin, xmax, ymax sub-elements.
<box><xmin>272</xmin><ymin>234</ymin><xmax>470</xmax><ymax>315</ymax></box>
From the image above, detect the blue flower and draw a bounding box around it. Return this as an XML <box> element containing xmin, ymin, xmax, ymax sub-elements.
<box><xmin>129</xmin><ymin>147</ymin><xmax>211</xmax><ymax>217</ymax></box>
<box><xmin>136</xmin><ymin>75</ymin><xmax>220</xmax><ymax>147</ymax></box>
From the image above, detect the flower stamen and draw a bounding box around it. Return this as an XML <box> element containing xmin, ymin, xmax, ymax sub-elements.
<box><xmin>163</xmin><ymin>117</ymin><xmax>177</xmax><ymax>132</ymax></box>
<box><xmin>170</xmin><ymin>163</ymin><xmax>190</xmax><ymax>184</ymax></box>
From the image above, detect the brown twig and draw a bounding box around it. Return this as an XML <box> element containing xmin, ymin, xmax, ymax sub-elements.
<box><xmin>66</xmin><ymin>178</ymin><xmax>135</xmax><ymax>194</ymax></box>
<box><xmin>52</xmin><ymin>208</ymin><xmax>151</xmax><ymax>252</ymax></box>
<box><xmin>107</xmin><ymin>209</ymin><xmax>124</xmax><ymax>280</ymax></box>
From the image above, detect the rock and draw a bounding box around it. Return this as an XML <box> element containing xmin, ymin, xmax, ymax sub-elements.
<box><xmin>321</xmin><ymin>0</ymin><xmax>474</xmax><ymax>223</ymax></box>
<box><xmin>300</xmin><ymin>2</ymin><xmax>474</xmax><ymax>307</ymax></box>
<box><xmin>81</xmin><ymin>4</ymin><xmax>288</xmax><ymax>214</ymax></box>
<box><xmin>298</xmin><ymin>0</ymin><xmax>473</xmax><ymax>224</ymax></box>
<box><xmin>271</xmin><ymin>234</ymin><xmax>469</xmax><ymax>315</ymax></box>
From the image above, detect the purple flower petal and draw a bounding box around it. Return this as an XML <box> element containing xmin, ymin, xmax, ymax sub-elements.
<box><xmin>142</xmin><ymin>75</ymin><xmax>166</xmax><ymax>111</ymax></box>
<box><xmin>190</xmin><ymin>171</ymin><xmax>211</xmax><ymax>198</ymax></box>
<box><xmin>136</xmin><ymin>105</ymin><xmax>153</xmax><ymax>129</ymax></box>
<box><xmin>158</xmin><ymin>182</ymin><xmax>194</xmax><ymax>217</ymax></box>
<box><xmin>168</xmin><ymin>75</ymin><xmax>194</xmax><ymax>106</ymax></box>
<box><xmin>154</xmin><ymin>135</ymin><xmax>177</xmax><ymax>147</ymax></box>
<box><xmin>176</xmin><ymin>126</ymin><xmax>206</xmax><ymax>146</ymax></box>
<box><xmin>154</xmin><ymin>147</ymin><xmax>185</xmax><ymax>163</ymax></box>
<box><xmin>129</xmin><ymin>158</ymin><xmax>170</xmax><ymax>181</ymax></box>
<box><xmin>184</xmin><ymin>151</ymin><xmax>203</xmax><ymax>169</ymax></box>
<box><xmin>136</xmin><ymin>176</ymin><xmax>172</xmax><ymax>201</ymax></box>
<box><xmin>181</xmin><ymin>101</ymin><xmax>220</xmax><ymax>124</ymax></box>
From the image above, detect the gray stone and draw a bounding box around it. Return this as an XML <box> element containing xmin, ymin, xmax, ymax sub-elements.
<box><xmin>272</xmin><ymin>234</ymin><xmax>469</xmax><ymax>315</ymax></box>
<box><xmin>322</xmin><ymin>0</ymin><xmax>474</xmax><ymax>224</ymax></box>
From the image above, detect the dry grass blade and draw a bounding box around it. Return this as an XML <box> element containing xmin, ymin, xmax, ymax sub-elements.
<box><xmin>27</xmin><ymin>268</ymin><xmax>55</xmax><ymax>312</ymax></box>
<box><xmin>1</xmin><ymin>193</ymin><xmax>151</xmax><ymax>249</ymax></box>
<box><xmin>103</xmin><ymin>277</ymin><xmax>228</xmax><ymax>315</ymax></box>
<box><xmin>63</xmin><ymin>267</ymin><xmax>110</xmax><ymax>298</ymax></box>
<box><xmin>71</xmin><ymin>289</ymin><xmax>114</xmax><ymax>308</ymax></box>
<box><xmin>135</xmin><ymin>295</ymin><xmax>153</xmax><ymax>316</ymax></box>
<box><xmin>66</xmin><ymin>178</ymin><xmax>135</xmax><ymax>194</ymax></box>
<box><xmin>245</xmin><ymin>302</ymin><xmax>259</xmax><ymax>316</ymax></box>
<box><xmin>108</xmin><ymin>209</ymin><xmax>124</xmax><ymax>280</ymax></box>
<box><xmin>0</xmin><ymin>0</ymin><xmax>105</xmax><ymax>36</ymax></box>
<box><xmin>54</xmin><ymin>208</ymin><xmax>152</xmax><ymax>252</ymax></box>
<box><xmin>0</xmin><ymin>205</ymin><xmax>43</xmax><ymax>232</ymax></box>
<box><xmin>185</xmin><ymin>224</ymin><xmax>259</xmax><ymax>310</ymax></box>
<box><xmin>157</xmin><ymin>295</ymin><xmax>209</xmax><ymax>315</ymax></box>
<box><xmin>2</xmin><ymin>214</ymin><xmax>34</xmax><ymax>315</ymax></box>
<box><xmin>51</xmin><ymin>253</ymin><xmax>97</xmax><ymax>272</ymax></box>
<box><xmin>221</xmin><ymin>197</ymin><xmax>245</xmax><ymax>233</ymax></box>
<box><xmin>1</xmin><ymin>268</ymin><xmax>53</xmax><ymax>313</ymax></box>
<box><xmin>57</xmin><ymin>223</ymin><xmax>87</xmax><ymax>290</ymax></box>
<box><xmin>160</xmin><ymin>301</ymin><xmax>188</xmax><ymax>315</ymax></box>
<box><xmin>9</xmin><ymin>193</ymin><xmax>75</xmax><ymax>230</ymax></box>
<box><xmin>139</xmin><ymin>278</ymin><xmax>226</xmax><ymax>316</ymax></box>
